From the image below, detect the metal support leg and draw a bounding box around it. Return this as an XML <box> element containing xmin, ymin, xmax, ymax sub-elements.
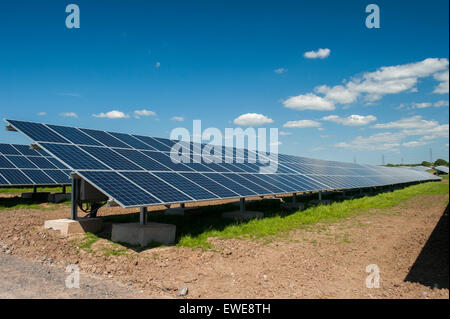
<box><xmin>318</xmin><ymin>191</ymin><xmax>322</xmax><ymax>201</ymax></box>
<box><xmin>292</xmin><ymin>193</ymin><xmax>297</xmax><ymax>205</ymax></box>
<box><xmin>240</xmin><ymin>198</ymin><xmax>245</xmax><ymax>214</ymax></box>
<box><xmin>62</xmin><ymin>185</ymin><xmax>66</xmax><ymax>194</ymax></box>
<box><xmin>33</xmin><ymin>185</ymin><xmax>37</xmax><ymax>193</ymax></box>
<box><xmin>180</xmin><ymin>203</ymin><xmax>185</xmax><ymax>209</ymax></box>
<box><xmin>140</xmin><ymin>207</ymin><xmax>148</xmax><ymax>225</ymax></box>
<box><xmin>70</xmin><ymin>178</ymin><xmax>79</xmax><ymax>220</ymax></box>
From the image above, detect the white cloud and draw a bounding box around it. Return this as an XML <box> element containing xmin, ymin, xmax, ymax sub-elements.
<box><xmin>274</xmin><ymin>68</ymin><xmax>288</xmax><ymax>74</ymax></box>
<box><xmin>432</xmin><ymin>70</ymin><xmax>449</xmax><ymax>94</ymax></box>
<box><xmin>279</xmin><ymin>131</ymin><xmax>292</xmax><ymax>136</ymax></box>
<box><xmin>412</xmin><ymin>102</ymin><xmax>433</xmax><ymax>109</ymax></box>
<box><xmin>134</xmin><ymin>109</ymin><xmax>156</xmax><ymax>119</ymax></box>
<box><xmin>155</xmin><ymin>62</ymin><xmax>161</xmax><ymax>68</ymax></box>
<box><xmin>58</xmin><ymin>92</ymin><xmax>81</xmax><ymax>97</ymax></box>
<box><xmin>60</xmin><ymin>112</ymin><xmax>78</xmax><ymax>118</ymax></box>
<box><xmin>233</xmin><ymin>113</ymin><xmax>274</xmax><ymax>126</ymax></box>
<box><xmin>282</xmin><ymin>120</ymin><xmax>321</xmax><ymax>128</ymax></box>
<box><xmin>315</xmin><ymin>85</ymin><xmax>358</xmax><ymax>104</ymax></box>
<box><xmin>37</xmin><ymin>112</ymin><xmax>46</xmax><ymax>116</ymax></box>
<box><xmin>92</xmin><ymin>110</ymin><xmax>129</xmax><ymax>119</ymax></box>
<box><xmin>411</xmin><ymin>101</ymin><xmax>449</xmax><ymax>109</ymax></box>
<box><xmin>304</xmin><ymin>48</ymin><xmax>331</xmax><ymax>59</ymax></box>
<box><xmin>283</xmin><ymin>93</ymin><xmax>335</xmax><ymax>111</ymax></box>
<box><xmin>371</xmin><ymin>116</ymin><xmax>438</xmax><ymax>129</ymax></box>
<box><xmin>403</xmin><ymin>123</ymin><xmax>449</xmax><ymax>140</ymax></box>
<box><xmin>336</xmin><ymin>115</ymin><xmax>449</xmax><ymax>151</ymax></box>
<box><xmin>171</xmin><ymin>116</ymin><xmax>184</xmax><ymax>122</ymax></box>
<box><xmin>283</xmin><ymin>58</ymin><xmax>449</xmax><ymax>110</ymax></box>
<box><xmin>365</xmin><ymin>58</ymin><xmax>448</xmax><ymax>81</ymax></box>
<box><xmin>434</xmin><ymin>100</ymin><xmax>449</xmax><ymax>107</ymax></box>
<box><xmin>402</xmin><ymin>141</ymin><xmax>427</xmax><ymax>148</ymax></box>
<box><xmin>335</xmin><ymin>132</ymin><xmax>403</xmax><ymax>151</ymax></box>
<box><xmin>348</xmin><ymin>77</ymin><xmax>418</xmax><ymax>102</ymax></box>
<box><xmin>322</xmin><ymin>114</ymin><xmax>376</xmax><ymax>126</ymax></box>
<box><xmin>397</xmin><ymin>100</ymin><xmax>448</xmax><ymax>110</ymax></box>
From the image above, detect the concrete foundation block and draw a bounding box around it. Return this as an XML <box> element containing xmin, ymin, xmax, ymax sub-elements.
<box><xmin>261</xmin><ymin>198</ymin><xmax>282</xmax><ymax>204</ymax></box>
<box><xmin>164</xmin><ymin>207</ymin><xmax>185</xmax><ymax>216</ymax></box>
<box><xmin>336</xmin><ymin>195</ymin><xmax>355</xmax><ymax>201</ymax></box>
<box><xmin>48</xmin><ymin>193</ymin><xmax>71</xmax><ymax>203</ymax></box>
<box><xmin>164</xmin><ymin>206</ymin><xmax>201</xmax><ymax>216</ymax></box>
<box><xmin>260</xmin><ymin>198</ymin><xmax>282</xmax><ymax>207</ymax></box>
<box><xmin>44</xmin><ymin>218</ymin><xmax>103</xmax><ymax>236</ymax></box>
<box><xmin>280</xmin><ymin>202</ymin><xmax>305</xmax><ymax>210</ymax></box>
<box><xmin>21</xmin><ymin>192</ymin><xmax>50</xmax><ymax>201</ymax></box>
<box><xmin>231</xmin><ymin>200</ymin><xmax>256</xmax><ymax>207</ymax></box>
<box><xmin>308</xmin><ymin>199</ymin><xmax>333</xmax><ymax>206</ymax></box>
<box><xmin>222</xmin><ymin>210</ymin><xmax>263</xmax><ymax>221</ymax></box>
<box><xmin>111</xmin><ymin>222</ymin><xmax>176</xmax><ymax>246</ymax></box>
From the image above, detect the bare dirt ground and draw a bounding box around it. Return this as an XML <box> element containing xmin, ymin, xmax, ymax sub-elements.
<box><xmin>0</xmin><ymin>253</ymin><xmax>167</xmax><ymax>298</ymax></box>
<box><xmin>0</xmin><ymin>189</ymin><xmax>448</xmax><ymax>299</ymax></box>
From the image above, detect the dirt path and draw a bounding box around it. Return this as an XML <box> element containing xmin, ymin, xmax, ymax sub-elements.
<box><xmin>0</xmin><ymin>191</ymin><xmax>448</xmax><ymax>299</ymax></box>
<box><xmin>0</xmin><ymin>253</ymin><xmax>170</xmax><ymax>298</ymax></box>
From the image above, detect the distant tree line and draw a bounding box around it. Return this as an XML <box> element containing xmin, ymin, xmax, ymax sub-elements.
<box><xmin>385</xmin><ymin>159</ymin><xmax>449</xmax><ymax>167</ymax></box>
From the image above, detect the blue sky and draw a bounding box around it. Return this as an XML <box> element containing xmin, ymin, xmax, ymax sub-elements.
<box><xmin>0</xmin><ymin>0</ymin><xmax>448</xmax><ymax>165</ymax></box>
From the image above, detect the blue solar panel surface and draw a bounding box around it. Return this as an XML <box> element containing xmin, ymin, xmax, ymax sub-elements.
<box><xmin>0</xmin><ymin>143</ymin><xmax>71</xmax><ymax>186</ymax></box>
<box><xmin>4</xmin><ymin>119</ymin><xmax>440</xmax><ymax>207</ymax></box>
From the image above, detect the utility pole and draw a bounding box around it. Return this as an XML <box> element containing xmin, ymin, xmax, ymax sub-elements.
<box><xmin>429</xmin><ymin>147</ymin><xmax>433</xmax><ymax>164</ymax></box>
<box><xmin>353</xmin><ymin>155</ymin><xmax>356</xmax><ymax>164</ymax></box>
<box><xmin>382</xmin><ymin>154</ymin><xmax>385</xmax><ymax>165</ymax></box>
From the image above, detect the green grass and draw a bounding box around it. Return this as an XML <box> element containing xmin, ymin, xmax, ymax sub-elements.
<box><xmin>0</xmin><ymin>186</ymin><xmax>70</xmax><ymax>194</ymax></box>
<box><xmin>442</xmin><ymin>174</ymin><xmax>449</xmax><ymax>180</ymax></box>
<box><xmin>178</xmin><ymin>182</ymin><xmax>449</xmax><ymax>248</ymax></box>
<box><xmin>0</xmin><ymin>186</ymin><xmax>71</xmax><ymax>210</ymax></box>
<box><xmin>0</xmin><ymin>197</ymin><xmax>70</xmax><ymax>211</ymax></box>
<box><xmin>103</xmin><ymin>243</ymin><xmax>129</xmax><ymax>257</ymax></box>
<box><xmin>77</xmin><ymin>232</ymin><xmax>100</xmax><ymax>253</ymax></box>
<box><xmin>103</xmin><ymin>181</ymin><xmax>449</xmax><ymax>250</ymax></box>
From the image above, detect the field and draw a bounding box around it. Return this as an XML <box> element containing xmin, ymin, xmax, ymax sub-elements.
<box><xmin>0</xmin><ymin>178</ymin><xmax>448</xmax><ymax>298</ymax></box>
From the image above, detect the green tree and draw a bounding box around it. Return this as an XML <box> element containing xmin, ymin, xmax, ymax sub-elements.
<box><xmin>434</xmin><ymin>158</ymin><xmax>448</xmax><ymax>166</ymax></box>
<box><xmin>421</xmin><ymin>161</ymin><xmax>431</xmax><ymax>167</ymax></box>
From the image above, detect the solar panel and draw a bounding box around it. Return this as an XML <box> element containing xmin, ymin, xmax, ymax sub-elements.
<box><xmin>4</xmin><ymin>119</ymin><xmax>440</xmax><ymax>206</ymax></box>
<box><xmin>122</xmin><ymin>172</ymin><xmax>193</xmax><ymax>203</ymax></box>
<box><xmin>79</xmin><ymin>171</ymin><xmax>162</xmax><ymax>207</ymax></box>
<box><xmin>178</xmin><ymin>172</ymin><xmax>240</xmax><ymax>198</ymax></box>
<box><xmin>435</xmin><ymin>166</ymin><xmax>449</xmax><ymax>174</ymax></box>
<box><xmin>40</xmin><ymin>143</ymin><xmax>109</xmax><ymax>170</ymax></box>
<box><xmin>0</xmin><ymin>144</ymin><xmax>21</xmax><ymax>155</ymax></box>
<box><xmin>0</xmin><ymin>143</ymin><xmax>71</xmax><ymax>186</ymax></box>
<box><xmin>398</xmin><ymin>166</ymin><xmax>431</xmax><ymax>172</ymax></box>
<box><xmin>152</xmin><ymin>172</ymin><xmax>219</xmax><ymax>201</ymax></box>
<box><xmin>0</xmin><ymin>169</ymin><xmax>33</xmax><ymax>185</ymax></box>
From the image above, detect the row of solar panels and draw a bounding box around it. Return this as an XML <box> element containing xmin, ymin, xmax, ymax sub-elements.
<box><xmin>0</xmin><ymin>143</ymin><xmax>71</xmax><ymax>186</ymax></box>
<box><xmin>4</xmin><ymin>119</ymin><xmax>440</xmax><ymax>208</ymax></box>
<box><xmin>3</xmin><ymin>120</ymin><xmax>439</xmax><ymax>175</ymax></box>
<box><xmin>435</xmin><ymin>166</ymin><xmax>449</xmax><ymax>174</ymax></box>
<box><xmin>3</xmin><ymin>119</ymin><xmax>407</xmax><ymax>171</ymax></box>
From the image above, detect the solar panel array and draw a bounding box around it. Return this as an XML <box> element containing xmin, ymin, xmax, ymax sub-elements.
<box><xmin>5</xmin><ymin>119</ymin><xmax>440</xmax><ymax>208</ymax></box>
<box><xmin>398</xmin><ymin>166</ymin><xmax>431</xmax><ymax>172</ymax></box>
<box><xmin>435</xmin><ymin>166</ymin><xmax>449</xmax><ymax>174</ymax></box>
<box><xmin>0</xmin><ymin>143</ymin><xmax>71</xmax><ymax>186</ymax></box>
